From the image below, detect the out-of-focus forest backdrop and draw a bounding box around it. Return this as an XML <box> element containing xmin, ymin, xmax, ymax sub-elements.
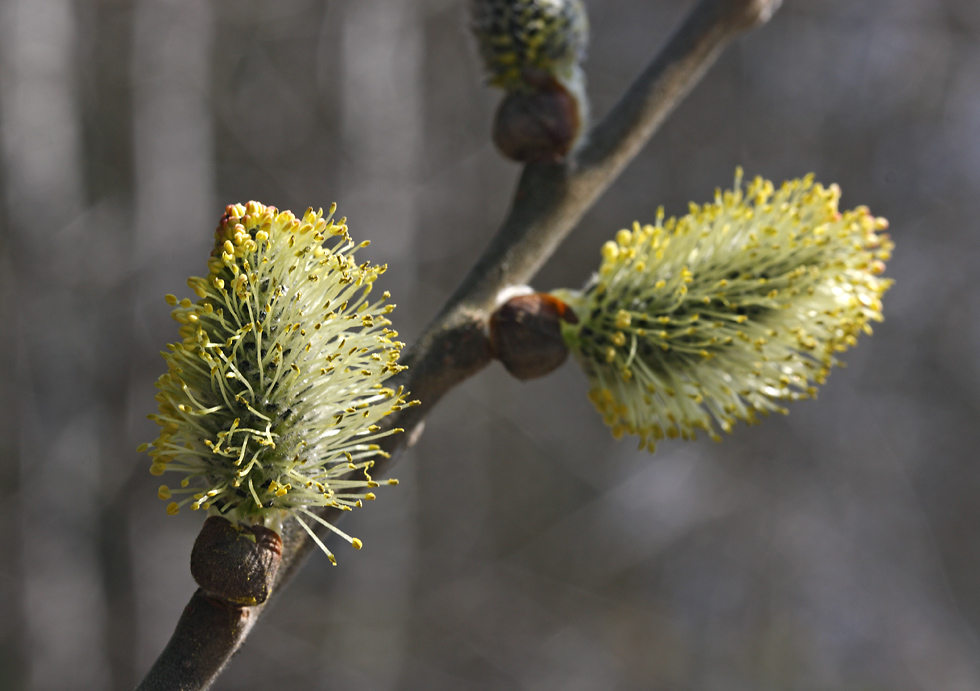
<box><xmin>1</xmin><ymin>0</ymin><xmax>978</xmax><ymax>689</ymax></box>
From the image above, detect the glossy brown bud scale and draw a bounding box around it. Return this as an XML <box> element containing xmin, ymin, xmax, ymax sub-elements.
<box><xmin>490</xmin><ymin>292</ymin><xmax>578</xmax><ymax>380</ymax></box>
<box><xmin>191</xmin><ymin>515</ymin><xmax>283</xmax><ymax>606</ymax></box>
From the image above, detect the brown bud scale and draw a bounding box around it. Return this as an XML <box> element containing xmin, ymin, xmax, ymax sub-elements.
<box><xmin>492</xmin><ymin>71</ymin><xmax>581</xmax><ymax>164</ymax></box>
<box><xmin>490</xmin><ymin>292</ymin><xmax>578</xmax><ymax>380</ymax></box>
<box><xmin>191</xmin><ymin>515</ymin><xmax>283</xmax><ymax>606</ymax></box>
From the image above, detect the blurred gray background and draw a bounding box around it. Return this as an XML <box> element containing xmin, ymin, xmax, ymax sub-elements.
<box><xmin>1</xmin><ymin>0</ymin><xmax>977</xmax><ymax>689</ymax></box>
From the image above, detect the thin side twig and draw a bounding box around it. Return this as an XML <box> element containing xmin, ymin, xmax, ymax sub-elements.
<box><xmin>135</xmin><ymin>1</ymin><xmax>781</xmax><ymax>688</ymax></box>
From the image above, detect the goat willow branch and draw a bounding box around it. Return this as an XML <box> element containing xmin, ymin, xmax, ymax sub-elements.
<box><xmin>135</xmin><ymin>1</ymin><xmax>781</xmax><ymax>688</ymax></box>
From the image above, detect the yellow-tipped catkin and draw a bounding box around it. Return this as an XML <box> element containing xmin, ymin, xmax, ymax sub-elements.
<box><xmin>472</xmin><ymin>0</ymin><xmax>591</xmax><ymax>163</ymax></box>
<box><xmin>470</xmin><ymin>0</ymin><xmax>588</xmax><ymax>92</ymax></box>
<box><xmin>143</xmin><ymin>202</ymin><xmax>414</xmax><ymax>560</ymax></box>
<box><xmin>557</xmin><ymin>171</ymin><xmax>893</xmax><ymax>452</ymax></box>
